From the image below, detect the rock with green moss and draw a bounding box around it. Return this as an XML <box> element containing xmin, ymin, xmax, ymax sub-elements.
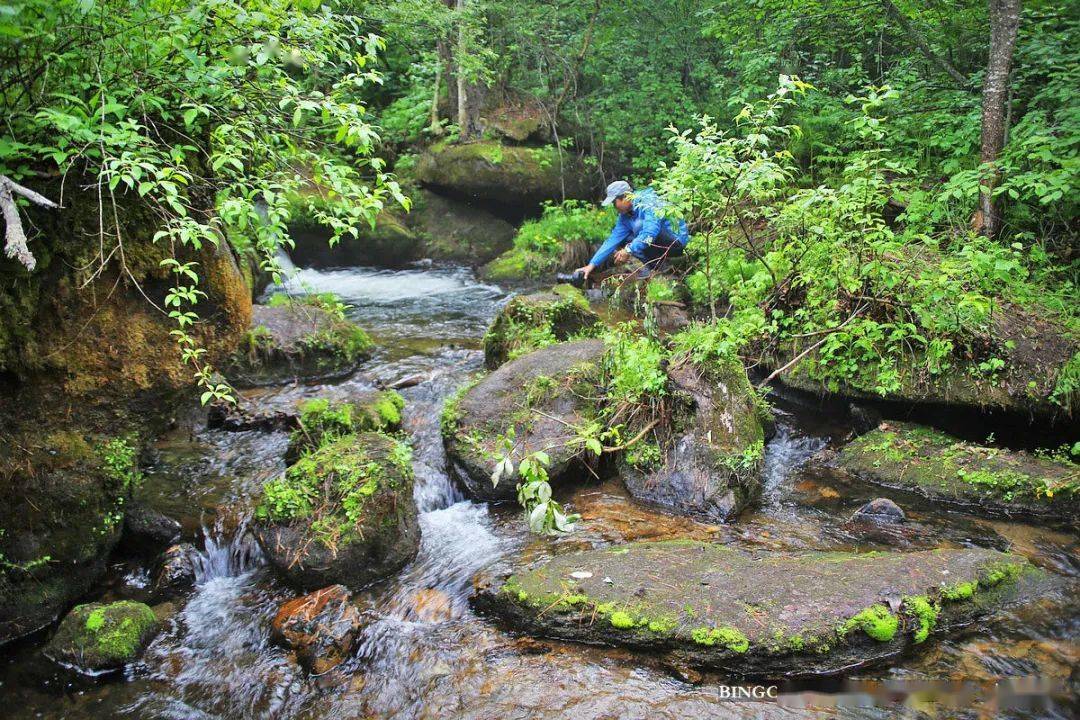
<box><xmin>1</xmin><ymin>433</ymin><xmax>138</xmax><ymax>645</ymax></box>
<box><xmin>287</xmin><ymin>391</ymin><xmax>405</xmax><ymax>460</ymax></box>
<box><xmin>483</xmin><ymin>286</ymin><xmax>600</xmax><ymax>369</ymax></box>
<box><xmin>224</xmin><ymin>300</ymin><xmax>373</xmax><ymax>387</ymax></box>
<box><xmin>472</xmin><ymin>541</ymin><xmax>1037</xmax><ymax>677</ymax></box>
<box><xmin>836</xmin><ymin>422</ymin><xmax>1079</xmax><ymax>526</ymax></box>
<box><xmin>253</xmin><ymin>432</ymin><xmax>419</xmax><ymax>591</ymax></box>
<box><xmin>415</xmin><ymin>141</ymin><xmax>592</xmax><ymax>207</ymax></box>
<box><xmin>406</xmin><ymin>189</ymin><xmax>516</xmax><ymax>264</ymax></box>
<box><xmin>443</xmin><ymin>339</ymin><xmax>605</xmax><ymax>503</ymax></box>
<box><xmin>621</xmin><ymin>357</ymin><xmax>771</xmax><ymax>522</ymax></box>
<box><xmin>288</xmin><ymin>208</ymin><xmax>423</xmax><ymax>268</ymax></box>
<box><xmin>45</xmin><ymin>600</ymin><xmax>159</xmax><ymax>673</ymax></box>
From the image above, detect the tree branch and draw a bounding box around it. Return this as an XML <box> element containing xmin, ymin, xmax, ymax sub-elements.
<box><xmin>1</xmin><ymin>175</ymin><xmax>59</xmax><ymax>271</ymax></box>
<box><xmin>881</xmin><ymin>0</ymin><xmax>973</xmax><ymax>89</ymax></box>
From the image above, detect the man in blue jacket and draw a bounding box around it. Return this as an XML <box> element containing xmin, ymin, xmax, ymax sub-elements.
<box><xmin>575</xmin><ymin>180</ymin><xmax>690</xmax><ymax>282</ymax></box>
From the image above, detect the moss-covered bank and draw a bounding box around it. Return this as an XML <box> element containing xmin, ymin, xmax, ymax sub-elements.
<box><xmin>483</xmin><ymin>286</ymin><xmax>600</xmax><ymax>369</ymax></box>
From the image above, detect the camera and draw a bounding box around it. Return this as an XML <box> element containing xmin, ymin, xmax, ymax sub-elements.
<box><xmin>554</xmin><ymin>270</ymin><xmax>586</xmax><ymax>288</ymax></box>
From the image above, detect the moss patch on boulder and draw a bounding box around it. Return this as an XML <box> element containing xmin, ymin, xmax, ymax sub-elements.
<box><xmin>45</xmin><ymin>600</ymin><xmax>158</xmax><ymax>673</ymax></box>
<box><xmin>225</xmin><ymin>296</ymin><xmax>373</xmax><ymax>387</ymax></box>
<box><xmin>254</xmin><ymin>432</ymin><xmax>419</xmax><ymax>590</ymax></box>
<box><xmin>473</xmin><ymin>541</ymin><xmax>1036</xmax><ymax>678</ymax></box>
<box><xmin>416</xmin><ymin>141</ymin><xmax>592</xmax><ymax>207</ymax></box>
<box><xmin>483</xmin><ymin>286</ymin><xmax>600</xmax><ymax>369</ymax></box>
<box><xmin>836</xmin><ymin>422</ymin><xmax>1079</xmax><ymax>525</ymax></box>
<box><xmin>443</xmin><ymin>339</ymin><xmax>605</xmax><ymax>503</ymax></box>
<box><xmin>287</xmin><ymin>391</ymin><xmax>405</xmax><ymax>460</ymax></box>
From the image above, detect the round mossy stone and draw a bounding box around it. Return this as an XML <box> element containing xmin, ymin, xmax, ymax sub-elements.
<box><xmin>45</xmin><ymin>600</ymin><xmax>159</xmax><ymax>673</ymax></box>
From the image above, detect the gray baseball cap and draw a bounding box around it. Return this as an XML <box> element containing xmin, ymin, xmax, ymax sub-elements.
<box><xmin>601</xmin><ymin>180</ymin><xmax>632</xmax><ymax>206</ymax></box>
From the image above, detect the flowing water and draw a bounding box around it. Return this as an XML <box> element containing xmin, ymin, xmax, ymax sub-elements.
<box><xmin>1</xmin><ymin>262</ymin><xmax>1077</xmax><ymax>719</ymax></box>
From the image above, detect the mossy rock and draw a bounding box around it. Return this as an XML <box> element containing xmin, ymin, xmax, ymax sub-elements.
<box><xmin>288</xmin><ymin>208</ymin><xmax>423</xmax><ymax>268</ymax></box>
<box><xmin>0</xmin><ymin>432</ymin><xmax>136</xmax><ymax>645</ymax></box>
<box><xmin>253</xmin><ymin>432</ymin><xmax>419</xmax><ymax>591</ymax></box>
<box><xmin>224</xmin><ymin>302</ymin><xmax>373</xmax><ymax>387</ymax></box>
<box><xmin>415</xmin><ymin>141</ymin><xmax>592</xmax><ymax>207</ymax></box>
<box><xmin>771</xmin><ymin>302</ymin><xmax>1078</xmax><ymax>419</ymax></box>
<box><xmin>620</xmin><ymin>357</ymin><xmax>771</xmax><ymax>522</ymax></box>
<box><xmin>483</xmin><ymin>286</ymin><xmax>600</xmax><ymax>369</ymax></box>
<box><xmin>286</xmin><ymin>391</ymin><xmax>405</xmax><ymax>461</ymax></box>
<box><xmin>473</xmin><ymin>541</ymin><xmax>1037</xmax><ymax>678</ymax></box>
<box><xmin>45</xmin><ymin>600</ymin><xmax>159</xmax><ymax>673</ymax></box>
<box><xmin>836</xmin><ymin>422</ymin><xmax>1079</xmax><ymax>526</ymax></box>
<box><xmin>443</xmin><ymin>339</ymin><xmax>605</xmax><ymax>503</ymax></box>
<box><xmin>406</xmin><ymin>189</ymin><xmax>516</xmax><ymax>265</ymax></box>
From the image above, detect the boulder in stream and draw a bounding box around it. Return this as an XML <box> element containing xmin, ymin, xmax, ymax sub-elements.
<box><xmin>253</xmin><ymin>432</ymin><xmax>420</xmax><ymax>591</ymax></box>
<box><xmin>150</xmin><ymin>543</ymin><xmax>200</xmax><ymax>601</ymax></box>
<box><xmin>121</xmin><ymin>500</ymin><xmax>182</xmax><ymax>553</ymax></box>
<box><xmin>271</xmin><ymin>584</ymin><xmax>366</xmax><ymax>674</ymax></box>
<box><xmin>415</xmin><ymin>141</ymin><xmax>592</xmax><ymax>207</ymax></box>
<box><xmin>406</xmin><ymin>189</ymin><xmax>516</xmax><ymax>264</ymax></box>
<box><xmin>224</xmin><ymin>299</ymin><xmax>373</xmax><ymax>387</ymax></box>
<box><xmin>473</xmin><ymin>541</ymin><xmax>1036</xmax><ymax>678</ymax></box>
<box><xmin>836</xmin><ymin>422</ymin><xmax>1079</xmax><ymax>526</ymax></box>
<box><xmin>482</xmin><ymin>286</ymin><xmax>600</xmax><ymax>369</ymax></box>
<box><xmin>288</xmin><ymin>208</ymin><xmax>423</xmax><ymax>268</ymax></box>
<box><xmin>621</xmin><ymin>355</ymin><xmax>771</xmax><ymax>522</ymax></box>
<box><xmin>45</xmin><ymin>600</ymin><xmax>159</xmax><ymax>674</ymax></box>
<box><xmin>443</xmin><ymin>339</ymin><xmax>605</xmax><ymax>503</ymax></box>
<box><xmin>852</xmin><ymin>498</ymin><xmax>907</xmax><ymax>524</ymax></box>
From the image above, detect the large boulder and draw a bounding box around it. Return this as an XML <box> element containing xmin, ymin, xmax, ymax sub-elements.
<box><xmin>770</xmin><ymin>303</ymin><xmax>1078</xmax><ymax>421</ymax></box>
<box><xmin>473</xmin><ymin>541</ymin><xmax>1036</xmax><ymax>678</ymax></box>
<box><xmin>288</xmin><ymin>209</ymin><xmax>423</xmax><ymax>268</ymax></box>
<box><xmin>621</xmin><ymin>356</ymin><xmax>771</xmax><ymax>522</ymax></box>
<box><xmin>836</xmin><ymin>422</ymin><xmax>1079</xmax><ymax>526</ymax></box>
<box><xmin>0</xmin><ymin>433</ymin><xmax>135</xmax><ymax>644</ymax></box>
<box><xmin>406</xmin><ymin>189</ymin><xmax>516</xmax><ymax>264</ymax></box>
<box><xmin>443</xmin><ymin>339</ymin><xmax>605</xmax><ymax>503</ymax></box>
<box><xmin>270</xmin><ymin>584</ymin><xmax>366</xmax><ymax>674</ymax></box>
<box><xmin>415</xmin><ymin>141</ymin><xmax>592</xmax><ymax>207</ymax></box>
<box><xmin>253</xmin><ymin>433</ymin><xmax>419</xmax><ymax>591</ymax></box>
<box><xmin>149</xmin><ymin>543</ymin><xmax>200</xmax><ymax>601</ymax></box>
<box><xmin>45</xmin><ymin>600</ymin><xmax>159</xmax><ymax>674</ymax></box>
<box><xmin>482</xmin><ymin>286</ymin><xmax>600</xmax><ymax>369</ymax></box>
<box><xmin>224</xmin><ymin>300</ymin><xmax>373</xmax><ymax>387</ymax></box>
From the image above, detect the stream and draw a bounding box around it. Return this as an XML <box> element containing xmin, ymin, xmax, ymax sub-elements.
<box><xmin>1</xmin><ymin>262</ymin><xmax>1077</xmax><ymax>719</ymax></box>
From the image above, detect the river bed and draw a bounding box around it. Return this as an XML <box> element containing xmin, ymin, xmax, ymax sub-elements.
<box><xmin>1</xmin><ymin>263</ymin><xmax>1076</xmax><ymax>719</ymax></box>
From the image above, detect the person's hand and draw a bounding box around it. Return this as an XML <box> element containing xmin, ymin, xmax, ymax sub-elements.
<box><xmin>613</xmin><ymin>248</ymin><xmax>631</xmax><ymax>265</ymax></box>
<box><xmin>575</xmin><ymin>263</ymin><xmax>596</xmax><ymax>279</ymax></box>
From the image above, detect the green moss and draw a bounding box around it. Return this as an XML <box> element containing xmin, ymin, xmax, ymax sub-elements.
<box><xmin>903</xmin><ymin>595</ymin><xmax>938</xmax><ymax>644</ymax></box>
<box><xmin>691</xmin><ymin>626</ymin><xmax>750</xmax><ymax>652</ymax></box>
<box><xmin>647</xmin><ymin>616</ymin><xmax>678</xmax><ymax>633</ymax></box>
<box><xmin>483</xmin><ymin>288</ymin><xmax>599</xmax><ymax>368</ymax></box>
<box><xmin>609</xmin><ymin>611</ymin><xmax>635</xmax><ymax>629</ymax></box>
<box><xmin>291</xmin><ymin>391</ymin><xmax>405</xmax><ymax>452</ymax></box>
<box><xmin>840</xmin><ymin>604</ymin><xmax>899</xmax><ymax>642</ymax></box>
<box><xmin>54</xmin><ymin>601</ymin><xmax>158</xmax><ymax>668</ymax></box>
<box><xmin>941</xmin><ymin>580</ymin><xmax>977</xmax><ymax>602</ymax></box>
<box><xmin>980</xmin><ymin>561</ymin><xmax>1024</xmax><ymax>587</ymax></box>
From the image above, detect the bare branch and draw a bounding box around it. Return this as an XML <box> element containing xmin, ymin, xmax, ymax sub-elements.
<box><xmin>1</xmin><ymin>175</ymin><xmax>60</xmax><ymax>271</ymax></box>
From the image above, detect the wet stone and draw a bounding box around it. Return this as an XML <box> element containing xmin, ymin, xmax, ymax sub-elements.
<box><xmin>121</xmin><ymin>500</ymin><xmax>182</xmax><ymax>552</ymax></box>
<box><xmin>473</xmin><ymin>541</ymin><xmax>1037</xmax><ymax>678</ymax></box>
<box><xmin>270</xmin><ymin>585</ymin><xmax>366</xmax><ymax>675</ymax></box>
<box><xmin>852</xmin><ymin>498</ymin><xmax>906</xmax><ymax>524</ymax></box>
<box><xmin>45</xmin><ymin>601</ymin><xmax>159</xmax><ymax>674</ymax></box>
<box><xmin>150</xmin><ymin>543</ymin><xmax>199</xmax><ymax>601</ymax></box>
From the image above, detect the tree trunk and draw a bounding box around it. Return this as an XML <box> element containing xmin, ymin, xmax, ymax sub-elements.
<box><xmin>429</xmin><ymin>48</ymin><xmax>444</xmax><ymax>136</ymax></box>
<box><xmin>973</xmin><ymin>0</ymin><xmax>1021</xmax><ymax>238</ymax></box>
<box><xmin>454</xmin><ymin>0</ymin><xmax>483</xmax><ymax>140</ymax></box>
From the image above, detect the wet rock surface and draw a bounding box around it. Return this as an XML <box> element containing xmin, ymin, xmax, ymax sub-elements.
<box><xmin>482</xmin><ymin>286</ymin><xmax>600</xmax><ymax>369</ymax></box>
<box><xmin>836</xmin><ymin>422</ymin><xmax>1078</xmax><ymax>526</ymax></box>
<box><xmin>288</xmin><ymin>209</ymin><xmax>422</xmax><ymax>268</ymax></box>
<box><xmin>45</xmin><ymin>601</ymin><xmax>159</xmax><ymax>674</ymax></box>
<box><xmin>224</xmin><ymin>303</ymin><xmax>373</xmax><ymax>387</ymax></box>
<box><xmin>852</xmin><ymin>498</ymin><xmax>906</xmax><ymax>524</ymax></box>
<box><xmin>121</xmin><ymin>501</ymin><xmax>182</xmax><ymax>553</ymax></box>
<box><xmin>474</xmin><ymin>541</ymin><xmax>1036</xmax><ymax>678</ymax></box>
<box><xmin>407</xmin><ymin>189</ymin><xmax>516</xmax><ymax>264</ymax></box>
<box><xmin>443</xmin><ymin>339</ymin><xmax>605</xmax><ymax>503</ymax></box>
<box><xmin>254</xmin><ymin>432</ymin><xmax>420</xmax><ymax>591</ymax></box>
<box><xmin>150</xmin><ymin>543</ymin><xmax>199</xmax><ymax>601</ymax></box>
<box><xmin>270</xmin><ymin>584</ymin><xmax>366</xmax><ymax>674</ymax></box>
<box><xmin>416</xmin><ymin>141</ymin><xmax>592</xmax><ymax>207</ymax></box>
<box><xmin>622</xmin><ymin>358</ymin><xmax>770</xmax><ymax>522</ymax></box>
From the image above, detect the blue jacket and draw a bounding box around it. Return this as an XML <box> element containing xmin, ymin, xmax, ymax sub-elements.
<box><xmin>589</xmin><ymin>188</ymin><xmax>689</xmax><ymax>266</ymax></box>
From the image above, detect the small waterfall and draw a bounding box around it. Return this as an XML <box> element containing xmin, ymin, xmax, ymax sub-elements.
<box><xmin>274</xmin><ymin>247</ymin><xmax>297</xmax><ymax>275</ymax></box>
<box><xmin>762</xmin><ymin>423</ymin><xmax>827</xmax><ymax>498</ymax></box>
<box><xmin>192</xmin><ymin>512</ymin><xmax>264</xmax><ymax>583</ymax></box>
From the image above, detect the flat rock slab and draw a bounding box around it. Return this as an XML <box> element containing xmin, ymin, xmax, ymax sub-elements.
<box><xmin>473</xmin><ymin>541</ymin><xmax>1034</xmax><ymax>678</ymax></box>
<box><xmin>444</xmin><ymin>339</ymin><xmax>604</xmax><ymax>503</ymax></box>
<box><xmin>837</xmin><ymin>422</ymin><xmax>1078</xmax><ymax>527</ymax></box>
